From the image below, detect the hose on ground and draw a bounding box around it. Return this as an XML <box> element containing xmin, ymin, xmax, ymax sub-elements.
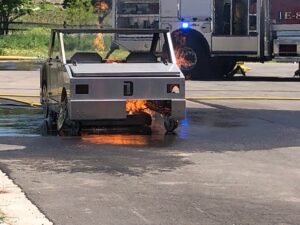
<box><xmin>1</xmin><ymin>94</ymin><xmax>300</xmax><ymax>109</ymax></box>
<box><xmin>186</xmin><ymin>97</ymin><xmax>300</xmax><ymax>101</ymax></box>
<box><xmin>0</xmin><ymin>97</ymin><xmax>41</xmax><ymax>108</ymax></box>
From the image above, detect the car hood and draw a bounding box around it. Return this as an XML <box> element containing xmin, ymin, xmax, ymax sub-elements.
<box><xmin>69</xmin><ymin>63</ymin><xmax>181</xmax><ymax>77</ymax></box>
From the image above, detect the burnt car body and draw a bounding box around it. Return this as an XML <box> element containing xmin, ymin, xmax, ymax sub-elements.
<box><xmin>40</xmin><ymin>28</ymin><xmax>185</xmax><ymax>135</ymax></box>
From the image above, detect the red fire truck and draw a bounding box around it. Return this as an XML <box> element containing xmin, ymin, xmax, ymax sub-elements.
<box><xmin>113</xmin><ymin>0</ymin><xmax>300</xmax><ymax>79</ymax></box>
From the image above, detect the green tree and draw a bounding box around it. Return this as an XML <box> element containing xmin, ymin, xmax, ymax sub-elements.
<box><xmin>65</xmin><ymin>0</ymin><xmax>95</xmax><ymax>26</ymax></box>
<box><xmin>0</xmin><ymin>0</ymin><xmax>32</xmax><ymax>35</ymax></box>
<box><xmin>62</xmin><ymin>0</ymin><xmax>72</xmax><ymax>9</ymax></box>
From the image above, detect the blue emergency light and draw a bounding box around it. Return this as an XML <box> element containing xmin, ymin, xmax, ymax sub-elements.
<box><xmin>182</xmin><ymin>22</ymin><xmax>190</xmax><ymax>29</ymax></box>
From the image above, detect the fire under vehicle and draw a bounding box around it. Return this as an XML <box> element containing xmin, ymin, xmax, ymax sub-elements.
<box><xmin>40</xmin><ymin>28</ymin><xmax>185</xmax><ymax>135</ymax></box>
<box><xmin>113</xmin><ymin>0</ymin><xmax>300</xmax><ymax>79</ymax></box>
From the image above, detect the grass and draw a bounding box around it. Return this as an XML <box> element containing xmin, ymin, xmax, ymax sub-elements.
<box><xmin>16</xmin><ymin>3</ymin><xmax>66</xmax><ymax>25</ymax></box>
<box><xmin>0</xmin><ymin>28</ymin><xmax>50</xmax><ymax>58</ymax></box>
<box><xmin>0</xmin><ymin>29</ymin><xmax>130</xmax><ymax>60</ymax></box>
<box><xmin>0</xmin><ymin>2</ymin><xmax>112</xmax><ymax>58</ymax></box>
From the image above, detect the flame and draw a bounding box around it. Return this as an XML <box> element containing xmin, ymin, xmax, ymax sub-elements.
<box><xmin>106</xmin><ymin>56</ymin><xmax>123</xmax><ymax>63</ymax></box>
<box><xmin>93</xmin><ymin>33</ymin><xmax>105</xmax><ymax>51</ymax></box>
<box><xmin>172</xmin><ymin>30</ymin><xmax>193</xmax><ymax>69</ymax></box>
<box><xmin>173</xmin><ymin>30</ymin><xmax>187</xmax><ymax>46</ymax></box>
<box><xmin>82</xmin><ymin>135</ymin><xmax>148</xmax><ymax>146</ymax></box>
<box><xmin>126</xmin><ymin>100</ymin><xmax>148</xmax><ymax>114</ymax></box>
<box><xmin>95</xmin><ymin>1</ymin><xmax>109</xmax><ymax>10</ymax></box>
<box><xmin>175</xmin><ymin>47</ymin><xmax>194</xmax><ymax>69</ymax></box>
<box><xmin>126</xmin><ymin>100</ymin><xmax>155</xmax><ymax>117</ymax></box>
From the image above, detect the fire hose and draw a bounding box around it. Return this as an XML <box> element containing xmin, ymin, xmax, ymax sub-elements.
<box><xmin>0</xmin><ymin>95</ymin><xmax>41</xmax><ymax>107</ymax></box>
<box><xmin>186</xmin><ymin>97</ymin><xmax>300</xmax><ymax>101</ymax></box>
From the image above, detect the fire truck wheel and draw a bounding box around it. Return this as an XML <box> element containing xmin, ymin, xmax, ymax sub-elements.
<box><xmin>172</xmin><ymin>31</ymin><xmax>211</xmax><ymax>80</ymax></box>
<box><xmin>164</xmin><ymin>117</ymin><xmax>179</xmax><ymax>133</ymax></box>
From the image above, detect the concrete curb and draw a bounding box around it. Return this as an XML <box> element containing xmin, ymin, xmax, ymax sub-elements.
<box><xmin>0</xmin><ymin>154</ymin><xmax>53</xmax><ymax>225</ymax></box>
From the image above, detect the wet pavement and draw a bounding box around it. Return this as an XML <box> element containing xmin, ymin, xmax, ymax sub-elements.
<box><xmin>0</xmin><ymin>107</ymin><xmax>43</xmax><ymax>137</ymax></box>
<box><xmin>0</xmin><ymin>63</ymin><xmax>300</xmax><ymax>225</ymax></box>
<box><xmin>0</xmin><ymin>99</ymin><xmax>300</xmax><ymax>225</ymax></box>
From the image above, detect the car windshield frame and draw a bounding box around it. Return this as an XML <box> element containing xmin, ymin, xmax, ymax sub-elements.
<box><xmin>49</xmin><ymin>28</ymin><xmax>176</xmax><ymax>65</ymax></box>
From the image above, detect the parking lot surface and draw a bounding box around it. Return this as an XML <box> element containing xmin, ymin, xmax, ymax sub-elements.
<box><xmin>0</xmin><ymin>63</ymin><xmax>300</xmax><ymax>225</ymax></box>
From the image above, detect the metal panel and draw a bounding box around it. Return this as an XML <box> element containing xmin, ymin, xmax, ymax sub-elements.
<box><xmin>180</xmin><ymin>0</ymin><xmax>211</xmax><ymax>19</ymax></box>
<box><xmin>70</xmin><ymin>77</ymin><xmax>185</xmax><ymax>100</ymax></box>
<box><xmin>171</xmin><ymin>99</ymin><xmax>186</xmax><ymax>119</ymax></box>
<box><xmin>272</xmin><ymin>24</ymin><xmax>300</xmax><ymax>31</ymax></box>
<box><xmin>273</xmin><ymin>38</ymin><xmax>300</xmax><ymax>58</ymax></box>
<box><xmin>212</xmin><ymin>36</ymin><xmax>258</xmax><ymax>54</ymax></box>
<box><xmin>70</xmin><ymin>100</ymin><xmax>126</xmax><ymax>120</ymax></box>
<box><xmin>70</xmin><ymin>99</ymin><xmax>186</xmax><ymax>121</ymax></box>
<box><xmin>160</xmin><ymin>0</ymin><xmax>179</xmax><ymax>18</ymax></box>
<box><xmin>270</xmin><ymin>0</ymin><xmax>300</xmax><ymax>25</ymax></box>
<box><xmin>70</xmin><ymin>64</ymin><xmax>181</xmax><ymax>77</ymax></box>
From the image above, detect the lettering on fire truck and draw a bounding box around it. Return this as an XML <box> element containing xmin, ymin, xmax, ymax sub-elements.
<box><xmin>281</xmin><ymin>12</ymin><xmax>300</xmax><ymax>20</ymax></box>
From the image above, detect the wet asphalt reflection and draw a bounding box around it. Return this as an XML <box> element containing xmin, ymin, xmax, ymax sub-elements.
<box><xmin>0</xmin><ymin>107</ymin><xmax>43</xmax><ymax>136</ymax></box>
<box><xmin>0</xmin><ymin>105</ymin><xmax>190</xmax><ymax>148</ymax></box>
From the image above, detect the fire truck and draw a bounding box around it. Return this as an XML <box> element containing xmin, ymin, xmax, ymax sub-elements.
<box><xmin>113</xmin><ymin>0</ymin><xmax>300</xmax><ymax>79</ymax></box>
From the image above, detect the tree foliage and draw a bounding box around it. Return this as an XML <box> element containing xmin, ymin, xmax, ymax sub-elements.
<box><xmin>62</xmin><ymin>0</ymin><xmax>73</xmax><ymax>9</ymax></box>
<box><xmin>64</xmin><ymin>0</ymin><xmax>112</xmax><ymax>27</ymax></box>
<box><xmin>0</xmin><ymin>0</ymin><xmax>32</xmax><ymax>35</ymax></box>
<box><xmin>65</xmin><ymin>0</ymin><xmax>96</xmax><ymax>26</ymax></box>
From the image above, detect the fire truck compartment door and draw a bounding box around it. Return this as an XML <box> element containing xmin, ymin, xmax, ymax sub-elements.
<box><xmin>161</xmin><ymin>0</ymin><xmax>211</xmax><ymax>19</ymax></box>
<box><xmin>161</xmin><ymin>0</ymin><xmax>179</xmax><ymax>18</ymax></box>
<box><xmin>211</xmin><ymin>36</ymin><xmax>259</xmax><ymax>55</ymax></box>
<box><xmin>180</xmin><ymin>0</ymin><xmax>211</xmax><ymax>19</ymax></box>
<box><xmin>211</xmin><ymin>0</ymin><xmax>262</xmax><ymax>56</ymax></box>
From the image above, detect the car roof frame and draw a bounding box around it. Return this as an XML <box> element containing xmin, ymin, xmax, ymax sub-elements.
<box><xmin>48</xmin><ymin>28</ymin><xmax>177</xmax><ymax>65</ymax></box>
<box><xmin>52</xmin><ymin>28</ymin><xmax>170</xmax><ymax>35</ymax></box>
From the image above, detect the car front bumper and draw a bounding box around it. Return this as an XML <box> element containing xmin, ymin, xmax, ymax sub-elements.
<box><xmin>69</xmin><ymin>99</ymin><xmax>186</xmax><ymax>121</ymax></box>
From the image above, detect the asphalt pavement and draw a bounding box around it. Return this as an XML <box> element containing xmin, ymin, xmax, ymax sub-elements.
<box><xmin>0</xmin><ymin>63</ymin><xmax>300</xmax><ymax>225</ymax></box>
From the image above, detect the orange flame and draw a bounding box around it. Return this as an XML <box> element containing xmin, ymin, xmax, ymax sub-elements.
<box><xmin>126</xmin><ymin>100</ymin><xmax>155</xmax><ymax>117</ymax></box>
<box><xmin>126</xmin><ymin>100</ymin><xmax>148</xmax><ymax>114</ymax></box>
<box><xmin>95</xmin><ymin>2</ymin><xmax>109</xmax><ymax>10</ymax></box>
<box><xmin>82</xmin><ymin>135</ymin><xmax>148</xmax><ymax>146</ymax></box>
<box><xmin>93</xmin><ymin>33</ymin><xmax>105</xmax><ymax>51</ymax></box>
<box><xmin>106</xmin><ymin>57</ymin><xmax>123</xmax><ymax>63</ymax></box>
<box><xmin>172</xmin><ymin>31</ymin><xmax>193</xmax><ymax>69</ymax></box>
<box><xmin>175</xmin><ymin>47</ymin><xmax>193</xmax><ymax>68</ymax></box>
